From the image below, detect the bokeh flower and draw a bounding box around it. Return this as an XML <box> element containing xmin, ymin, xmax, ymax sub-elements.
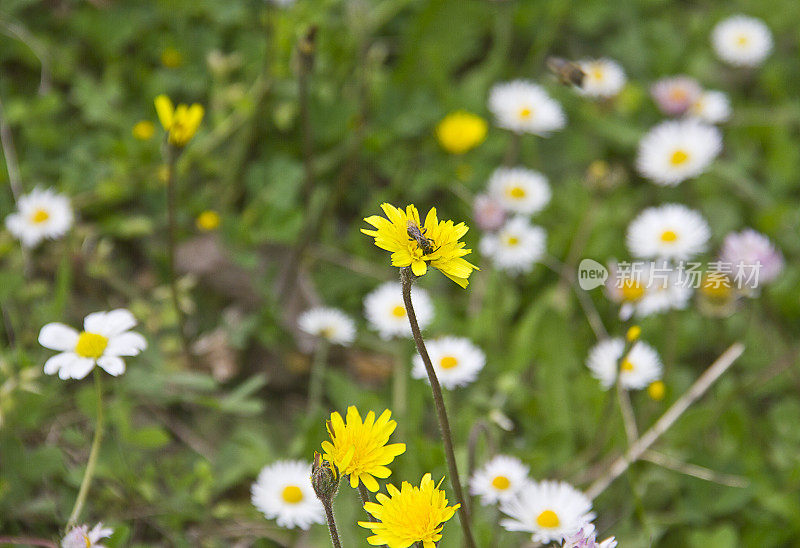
<box><xmin>132</xmin><ymin>120</ymin><xmax>155</xmax><ymax>140</ymax></box>
<box><xmin>39</xmin><ymin>309</ymin><xmax>147</xmax><ymax>380</ymax></box>
<box><xmin>196</xmin><ymin>210</ymin><xmax>221</xmax><ymax>231</ymax></box>
<box><xmin>647</xmin><ymin>380</ymin><xmax>666</xmax><ymax>401</ymax></box>
<box><xmin>688</xmin><ymin>90</ymin><xmax>731</xmax><ymax>124</ymax></box>
<box><xmin>586</xmin><ymin>338</ymin><xmax>663</xmax><ymax>390</ymax></box>
<box><xmin>487</xmin><ymin>166</ymin><xmax>551</xmax><ymax>215</ymax></box>
<box><xmin>435</xmin><ymin>111</ymin><xmax>488</xmax><ymax>154</ymax></box>
<box><xmin>364</xmin><ymin>282</ymin><xmax>434</xmax><ymax>340</ymax></box>
<box><xmin>577</xmin><ymin>58</ymin><xmax>626</xmax><ymax>98</ymax></box>
<box><xmin>472</xmin><ymin>193</ymin><xmax>507</xmax><ymax>231</ymax></box>
<box><xmin>62</xmin><ymin>522</ymin><xmax>113</xmax><ymax>548</ymax></box>
<box><xmin>362</xmin><ymin>203</ymin><xmax>478</xmax><ymax>288</ymax></box>
<box><xmin>251</xmin><ymin>460</ymin><xmax>325</xmax><ymax>530</ymax></box>
<box><xmin>298</xmin><ymin>307</ymin><xmax>356</xmax><ymax>346</ymax></box>
<box><xmin>480</xmin><ymin>216</ymin><xmax>546</xmax><ymax>274</ymax></box>
<box><xmin>411</xmin><ymin>335</ymin><xmax>486</xmax><ymax>389</ymax></box>
<box><xmin>160</xmin><ymin>47</ymin><xmax>183</xmax><ymax>68</ymax></box>
<box><xmin>650</xmin><ymin>76</ymin><xmax>702</xmax><ymax>116</ymax></box>
<box><xmin>470</xmin><ymin>454</ymin><xmax>530</xmax><ymax>505</ymax></box>
<box><xmin>636</xmin><ymin>120</ymin><xmax>722</xmax><ymax>186</ymax></box>
<box><xmin>358</xmin><ymin>473</ymin><xmax>460</xmax><ymax>548</ymax></box>
<box><xmin>321</xmin><ymin>406</ymin><xmax>406</xmax><ymax>492</ymax></box>
<box><xmin>626</xmin><ymin>204</ymin><xmax>710</xmax><ymax>261</ymax></box>
<box><xmin>712</xmin><ymin>15</ymin><xmax>773</xmax><ymax>67</ymax></box>
<box><xmin>719</xmin><ymin>228</ymin><xmax>784</xmax><ymax>286</ymax></box>
<box><xmin>154</xmin><ymin>94</ymin><xmax>204</xmax><ymax>147</ymax></box>
<box><xmin>5</xmin><ymin>187</ymin><xmax>73</xmax><ymax>248</ymax></box>
<box><xmin>489</xmin><ymin>80</ymin><xmax>566</xmax><ymax>136</ymax></box>
<box><xmin>562</xmin><ymin>523</ymin><xmax>618</xmax><ymax>548</ymax></box>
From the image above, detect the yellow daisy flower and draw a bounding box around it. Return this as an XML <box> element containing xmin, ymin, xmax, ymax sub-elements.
<box><xmin>358</xmin><ymin>473</ymin><xmax>460</xmax><ymax>548</ymax></box>
<box><xmin>196</xmin><ymin>210</ymin><xmax>221</xmax><ymax>231</ymax></box>
<box><xmin>154</xmin><ymin>94</ymin><xmax>204</xmax><ymax>147</ymax></box>
<box><xmin>362</xmin><ymin>203</ymin><xmax>479</xmax><ymax>288</ymax></box>
<box><xmin>435</xmin><ymin>111</ymin><xmax>488</xmax><ymax>154</ymax></box>
<box><xmin>321</xmin><ymin>406</ymin><xmax>406</xmax><ymax>492</ymax></box>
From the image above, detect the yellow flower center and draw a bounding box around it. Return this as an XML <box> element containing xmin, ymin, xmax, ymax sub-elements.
<box><xmin>620</xmin><ymin>279</ymin><xmax>645</xmax><ymax>302</ymax></box>
<box><xmin>591</xmin><ymin>67</ymin><xmax>605</xmax><ymax>81</ymax></box>
<box><xmin>669</xmin><ymin>149</ymin><xmax>690</xmax><ymax>166</ymax></box>
<box><xmin>281</xmin><ymin>485</ymin><xmax>304</xmax><ymax>504</ymax></box>
<box><xmin>668</xmin><ymin>88</ymin><xmax>688</xmax><ymax>102</ymax></box>
<box><xmin>491</xmin><ymin>475</ymin><xmax>511</xmax><ymax>490</ymax></box>
<box><xmin>536</xmin><ymin>509</ymin><xmax>560</xmax><ymax>528</ymax></box>
<box><xmin>504</xmin><ymin>235</ymin><xmax>520</xmax><ymax>247</ymax></box>
<box><xmin>440</xmin><ymin>356</ymin><xmax>459</xmax><ymax>369</ymax></box>
<box><xmin>83</xmin><ymin>534</ymin><xmax>92</xmax><ymax>548</ymax></box>
<box><xmin>507</xmin><ymin>186</ymin><xmax>526</xmax><ymax>199</ymax></box>
<box><xmin>391</xmin><ymin>305</ymin><xmax>406</xmax><ymax>318</ymax></box>
<box><xmin>736</xmin><ymin>34</ymin><xmax>749</xmax><ymax>47</ymax></box>
<box><xmin>621</xmin><ymin>358</ymin><xmax>635</xmax><ymax>372</ymax></box>
<box><xmin>320</xmin><ymin>326</ymin><xmax>336</xmax><ymax>340</ymax></box>
<box><xmin>660</xmin><ymin>229</ymin><xmax>678</xmax><ymax>242</ymax></box>
<box><xmin>701</xmin><ymin>274</ymin><xmax>733</xmax><ymax>299</ymax></box>
<box><xmin>196</xmin><ymin>210</ymin><xmax>220</xmax><ymax>231</ymax></box>
<box><xmin>74</xmin><ymin>332</ymin><xmax>109</xmax><ymax>359</ymax></box>
<box><xmin>30</xmin><ymin>209</ymin><xmax>50</xmax><ymax>224</ymax></box>
<box><xmin>518</xmin><ymin>107</ymin><xmax>533</xmax><ymax>119</ymax></box>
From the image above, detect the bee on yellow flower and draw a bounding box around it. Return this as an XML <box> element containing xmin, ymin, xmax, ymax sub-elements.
<box><xmin>362</xmin><ymin>203</ymin><xmax>478</xmax><ymax>288</ymax></box>
<box><xmin>321</xmin><ymin>406</ymin><xmax>405</xmax><ymax>492</ymax></box>
<box><xmin>154</xmin><ymin>95</ymin><xmax>204</xmax><ymax>147</ymax></box>
<box><xmin>358</xmin><ymin>473</ymin><xmax>460</xmax><ymax>548</ymax></box>
<box><xmin>132</xmin><ymin>120</ymin><xmax>155</xmax><ymax>140</ymax></box>
<box><xmin>435</xmin><ymin>111</ymin><xmax>488</xmax><ymax>154</ymax></box>
<box><xmin>196</xmin><ymin>210</ymin><xmax>221</xmax><ymax>231</ymax></box>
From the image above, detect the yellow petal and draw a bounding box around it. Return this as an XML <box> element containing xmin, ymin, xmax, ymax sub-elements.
<box><xmin>154</xmin><ymin>94</ymin><xmax>174</xmax><ymax>130</ymax></box>
<box><xmin>411</xmin><ymin>260</ymin><xmax>427</xmax><ymax>276</ymax></box>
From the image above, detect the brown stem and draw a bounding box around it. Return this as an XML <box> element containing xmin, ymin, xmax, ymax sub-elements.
<box><xmin>357</xmin><ymin>480</ymin><xmax>371</xmax><ymax>508</ymax></box>
<box><xmin>321</xmin><ymin>500</ymin><xmax>342</xmax><ymax>548</ymax></box>
<box><xmin>400</xmin><ymin>267</ymin><xmax>476</xmax><ymax>548</ymax></box>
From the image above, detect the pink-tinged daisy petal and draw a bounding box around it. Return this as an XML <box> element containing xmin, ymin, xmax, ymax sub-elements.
<box><xmin>39</xmin><ymin>323</ymin><xmax>79</xmax><ymax>351</ymax></box>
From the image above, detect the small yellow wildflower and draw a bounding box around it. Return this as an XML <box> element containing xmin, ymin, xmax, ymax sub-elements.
<box><xmin>358</xmin><ymin>473</ymin><xmax>460</xmax><ymax>548</ymax></box>
<box><xmin>321</xmin><ymin>406</ymin><xmax>406</xmax><ymax>492</ymax></box>
<box><xmin>154</xmin><ymin>94</ymin><xmax>204</xmax><ymax>147</ymax></box>
<box><xmin>648</xmin><ymin>380</ymin><xmax>666</xmax><ymax>401</ymax></box>
<box><xmin>132</xmin><ymin>120</ymin><xmax>155</xmax><ymax>140</ymax></box>
<box><xmin>626</xmin><ymin>325</ymin><xmax>641</xmax><ymax>343</ymax></box>
<box><xmin>362</xmin><ymin>203</ymin><xmax>479</xmax><ymax>288</ymax></box>
<box><xmin>196</xmin><ymin>210</ymin><xmax>221</xmax><ymax>231</ymax></box>
<box><xmin>435</xmin><ymin>111</ymin><xmax>488</xmax><ymax>154</ymax></box>
<box><xmin>161</xmin><ymin>47</ymin><xmax>184</xmax><ymax>68</ymax></box>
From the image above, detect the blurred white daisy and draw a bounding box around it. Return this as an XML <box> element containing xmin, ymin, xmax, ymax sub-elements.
<box><xmin>488</xmin><ymin>80</ymin><xmax>566</xmax><ymax>136</ymax></box>
<box><xmin>473</xmin><ymin>193</ymin><xmax>507</xmax><ymax>232</ymax></box>
<box><xmin>363</xmin><ymin>282</ymin><xmax>433</xmax><ymax>340</ymax></box>
<box><xmin>62</xmin><ymin>523</ymin><xmax>113</xmax><ymax>548</ymax></box>
<box><xmin>712</xmin><ymin>15</ymin><xmax>773</xmax><ymax>67</ymax></box>
<box><xmin>480</xmin><ymin>217</ymin><xmax>546</xmax><ymax>274</ymax></box>
<box><xmin>470</xmin><ymin>454</ymin><xmax>529</xmax><ymax>505</ymax></box>
<box><xmin>720</xmin><ymin>228</ymin><xmax>784</xmax><ymax>286</ymax></box>
<box><xmin>577</xmin><ymin>59</ymin><xmax>626</xmax><ymax>98</ymax></box>
<box><xmin>5</xmin><ymin>187</ymin><xmax>73</xmax><ymax>248</ymax></box>
<box><xmin>688</xmin><ymin>90</ymin><xmax>731</xmax><ymax>124</ymax></box>
<box><xmin>607</xmin><ymin>261</ymin><xmax>692</xmax><ymax>320</ymax></box>
<box><xmin>500</xmin><ymin>480</ymin><xmax>595</xmax><ymax>544</ymax></box>
<box><xmin>251</xmin><ymin>460</ymin><xmax>325</xmax><ymax>530</ymax></box>
<box><xmin>412</xmin><ymin>335</ymin><xmax>485</xmax><ymax>389</ymax></box>
<box><xmin>39</xmin><ymin>309</ymin><xmax>147</xmax><ymax>380</ymax></box>
<box><xmin>650</xmin><ymin>76</ymin><xmax>702</xmax><ymax>116</ymax></box>
<box><xmin>487</xmin><ymin>167</ymin><xmax>551</xmax><ymax>215</ymax></box>
<box><xmin>626</xmin><ymin>204</ymin><xmax>711</xmax><ymax>261</ymax></box>
<box><xmin>586</xmin><ymin>338</ymin><xmax>663</xmax><ymax>390</ymax></box>
<box><xmin>562</xmin><ymin>523</ymin><xmax>618</xmax><ymax>548</ymax></box>
<box><xmin>298</xmin><ymin>307</ymin><xmax>356</xmax><ymax>345</ymax></box>
<box><xmin>636</xmin><ymin>120</ymin><xmax>722</xmax><ymax>186</ymax></box>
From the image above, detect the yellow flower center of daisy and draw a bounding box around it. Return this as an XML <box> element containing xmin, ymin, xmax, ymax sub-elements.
<box><xmin>491</xmin><ymin>475</ymin><xmax>511</xmax><ymax>490</ymax></box>
<box><xmin>668</xmin><ymin>88</ymin><xmax>688</xmax><ymax>102</ymax></box>
<box><xmin>320</xmin><ymin>326</ymin><xmax>336</xmax><ymax>340</ymax></box>
<box><xmin>504</xmin><ymin>235</ymin><xmax>520</xmax><ymax>246</ymax></box>
<box><xmin>507</xmin><ymin>186</ymin><xmax>526</xmax><ymax>199</ymax></box>
<box><xmin>74</xmin><ymin>332</ymin><xmax>109</xmax><ymax>359</ymax></box>
<box><xmin>281</xmin><ymin>485</ymin><xmax>304</xmax><ymax>504</ymax></box>
<box><xmin>30</xmin><ymin>209</ymin><xmax>50</xmax><ymax>224</ymax></box>
<box><xmin>620</xmin><ymin>279</ymin><xmax>645</xmax><ymax>302</ymax></box>
<box><xmin>519</xmin><ymin>107</ymin><xmax>533</xmax><ymax>119</ymax></box>
<box><xmin>621</xmin><ymin>358</ymin><xmax>635</xmax><ymax>372</ymax></box>
<box><xmin>440</xmin><ymin>356</ymin><xmax>459</xmax><ymax>369</ymax></box>
<box><xmin>736</xmin><ymin>34</ymin><xmax>749</xmax><ymax>47</ymax></box>
<box><xmin>660</xmin><ymin>229</ymin><xmax>678</xmax><ymax>242</ymax></box>
<box><xmin>83</xmin><ymin>534</ymin><xmax>92</xmax><ymax>548</ymax></box>
<box><xmin>591</xmin><ymin>67</ymin><xmax>605</xmax><ymax>81</ymax></box>
<box><xmin>669</xmin><ymin>149</ymin><xmax>690</xmax><ymax>166</ymax></box>
<box><xmin>701</xmin><ymin>275</ymin><xmax>733</xmax><ymax>299</ymax></box>
<box><xmin>391</xmin><ymin>305</ymin><xmax>406</xmax><ymax>318</ymax></box>
<box><xmin>536</xmin><ymin>509</ymin><xmax>560</xmax><ymax>528</ymax></box>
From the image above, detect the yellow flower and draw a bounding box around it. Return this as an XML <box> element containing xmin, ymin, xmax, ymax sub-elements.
<box><xmin>154</xmin><ymin>94</ymin><xmax>204</xmax><ymax>147</ymax></box>
<box><xmin>362</xmin><ymin>203</ymin><xmax>479</xmax><ymax>288</ymax></box>
<box><xmin>648</xmin><ymin>380</ymin><xmax>666</xmax><ymax>401</ymax></box>
<box><xmin>321</xmin><ymin>406</ymin><xmax>406</xmax><ymax>492</ymax></box>
<box><xmin>196</xmin><ymin>210</ymin><xmax>221</xmax><ymax>231</ymax></box>
<box><xmin>161</xmin><ymin>47</ymin><xmax>184</xmax><ymax>68</ymax></box>
<box><xmin>435</xmin><ymin>111</ymin><xmax>488</xmax><ymax>154</ymax></box>
<box><xmin>358</xmin><ymin>473</ymin><xmax>460</xmax><ymax>548</ymax></box>
<box><xmin>132</xmin><ymin>120</ymin><xmax>155</xmax><ymax>140</ymax></box>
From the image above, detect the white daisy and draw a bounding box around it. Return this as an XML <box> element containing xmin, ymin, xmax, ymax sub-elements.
<box><xmin>298</xmin><ymin>307</ymin><xmax>356</xmax><ymax>346</ymax></box>
<box><xmin>650</xmin><ymin>76</ymin><xmax>702</xmax><ymax>116</ymax></box>
<box><xmin>39</xmin><ymin>309</ymin><xmax>147</xmax><ymax>380</ymax></box>
<box><xmin>363</xmin><ymin>282</ymin><xmax>433</xmax><ymax>340</ymax></box>
<box><xmin>634</xmin><ymin>268</ymin><xmax>693</xmax><ymax>319</ymax></box>
<box><xmin>577</xmin><ymin>58</ymin><xmax>626</xmax><ymax>98</ymax></box>
<box><xmin>470</xmin><ymin>454</ymin><xmax>529</xmax><ymax>505</ymax></box>
<box><xmin>586</xmin><ymin>338</ymin><xmax>663</xmax><ymax>390</ymax></box>
<box><xmin>251</xmin><ymin>460</ymin><xmax>325</xmax><ymax>530</ymax></box>
<box><xmin>488</xmin><ymin>80</ymin><xmax>566</xmax><ymax>136</ymax></box>
<box><xmin>487</xmin><ymin>167</ymin><xmax>551</xmax><ymax>215</ymax></box>
<box><xmin>62</xmin><ymin>523</ymin><xmax>113</xmax><ymax>548</ymax></box>
<box><xmin>607</xmin><ymin>261</ymin><xmax>693</xmax><ymax>320</ymax></box>
<box><xmin>712</xmin><ymin>15</ymin><xmax>773</xmax><ymax>67</ymax></box>
<box><xmin>500</xmin><ymin>480</ymin><xmax>595</xmax><ymax>544</ymax></box>
<box><xmin>688</xmin><ymin>90</ymin><xmax>731</xmax><ymax>124</ymax></box>
<box><xmin>626</xmin><ymin>204</ymin><xmax>711</xmax><ymax>261</ymax></box>
<box><xmin>411</xmin><ymin>336</ymin><xmax>485</xmax><ymax>389</ymax></box>
<box><xmin>719</xmin><ymin>228</ymin><xmax>784</xmax><ymax>285</ymax></box>
<box><xmin>5</xmin><ymin>187</ymin><xmax>73</xmax><ymax>248</ymax></box>
<box><xmin>636</xmin><ymin>120</ymin><xmax>722</xmax><ymax>186</ymax></box>
<box><xmin>563</xmin><ymin>523</ymin><xmax>618</xmax><ymax>548</ymax></box>
<box><xmin>480</xmin><ymin>217</ymin><xmax>546</xmax><ymax>274</ymax></box>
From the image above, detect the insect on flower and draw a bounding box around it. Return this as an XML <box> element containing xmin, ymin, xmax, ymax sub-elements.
<box><xmin>407</xmin><ymin>221</ymin><xmax>437</xmax><ymax>255</ymax></box>
<box><xmin>546</xmin><ymin>56</ymin><xmax>586</xmax><ymax>87</ymax></box>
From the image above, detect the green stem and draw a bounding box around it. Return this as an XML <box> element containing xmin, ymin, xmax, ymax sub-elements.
<box><xmin>400</xmin><ymin>268</ymin><xmax>477</xmax><ymax>548</ymax></box>
<box><xmin>322</xmin><ymin>500</ymin><xmax>342</xmax><ymax>548</ymax></box>
<box><xmin>307</xmin><ymin>339</ymin><xmax>330</xmax><ymax>416</ymax></box>
<box><xmin>66</xmin><ymin>369</ymin><xmax>104</xmax><ymax>530</ymax></box>
<box><xmin>391</xmin><ymin>341</ymin><xmax>408</xmax><ymax>439</ymax></box>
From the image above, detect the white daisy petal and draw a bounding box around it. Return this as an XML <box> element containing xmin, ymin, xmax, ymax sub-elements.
<box><xmin>105</xmin><ymin>332</ymin><xmax>148</xmax><ymax>356</ymax></box>
<box><xmin>298</xmin><ymin>307</ymin><xmax>356</xmax><ymax>346</ymax></box>
<box><xmin>363</xmin><ymin>282</ymin><xmax>433</xmax><ymax>340</ymax></box>
<box><xmin>44</xmin><ymin>352</ymin><xmax>76</xmax><ymax>376</ymax></box>
<box><xmin>412</xmin><ymin>336</ymin><xmax>485</xmax><ymax>389</ymax></box>
<box><xmin>712</xmin><ymin>15</ymin><xmax>772</xmax><ymax>67</ymax></box>
<box><xmin>470</xmin><ymin>455</ymin><xmax>530</xmax><ymax>505</ymax></box>
<box><xmin>65</xmin><ymin>357</ymin><xmax>96</xmax><ymax>380</ymax></box>
<box><xmin>489</xmin><ymin>80</ymin><xmax>566</xmax><ymax>136</ymax></box>
<box><xmin>577</xmin><ymin>58</ymin><xmax>626</xmax><ymax>98</ymax></box>
<box><xmin>636</xmin><ymin>120</ymin><xmax>722</xmax><ymax>186</ymax></box>
<box><xmin>39</xmin><ymin>323</ymin><xmax>79</xmax><ymax>351</ymax></box>
<box><xmin>586</xmin><ymin>338</ymin><xmax>663</xmax><ymax>390</ymax></box>
<box><xmin>97</xmin><ymin>356</ymin><xmax>126</xmax><ymax>376</ymax></box>
<box><xmin>487</xmin><ymin>167</ymin><xmax>551</xmax><ymax>215</ymax></box>
<box><xmin>251</xmin><ymin>460</ymin><xmax>325</xmax><ymax>530</ymax></box>
<box><xmin>688</xmin><ymin>90</ymin><xmax>731</xmax><ymax>124</ymax></box>
<box><xmin>626</xmin><ymin>204</ymin><xmax>710</xmax><ymax>261</ymax></box>
<box><xmin>480</xmin><ymin>217</ymin><xmax>546</xmax><ymax>274</ymax></box>
<box><xmin>4</xmin><ymin>187</ymin><xmax>73</xmax><ymax>249</ymax></box>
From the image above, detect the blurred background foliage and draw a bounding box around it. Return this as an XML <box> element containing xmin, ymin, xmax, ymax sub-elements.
<box><xmin>1</xmin><ymin>0</ymin><xmax>800</xmax><ymax>546</ymax></box>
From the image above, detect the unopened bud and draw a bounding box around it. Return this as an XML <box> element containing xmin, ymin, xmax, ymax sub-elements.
<box><xmin>311</xmin><ymin>452</ymin><xmax>340</xmax><ymax>504</ymax></box>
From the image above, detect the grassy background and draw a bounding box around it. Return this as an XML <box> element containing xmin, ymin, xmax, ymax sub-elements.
<box><xmin>2</xmin><ymin>0</ymin><xmax>800</xmax><ymax>546</ymax></box>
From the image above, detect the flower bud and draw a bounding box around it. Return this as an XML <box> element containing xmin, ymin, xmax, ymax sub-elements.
<box><xmin>311</xmin><ymin>452</ymin><xmax>340</xmax><ymax>504</ymax></box>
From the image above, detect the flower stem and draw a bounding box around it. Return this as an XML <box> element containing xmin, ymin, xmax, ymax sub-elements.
<box><xmin>321</xmin><ymin>500</ymin><xmax>342</xmax><ymax>548</ymax></box>
<box><xmin>391</xmin><ymin>341</ymin><xmax>408</xmax><ymax>439</ymax></box>
<box><xmin>66</xmin><ymin>369</ymin><xmax>104</xmax><ymax>530</ymax></box>
<box><xmin>357</xmin><ymin>481</ymin><xmax>371</xmax><ymax>506</ymax></box>
<box><xmin>307</xmin><ymin>339</ymin><xmax>330</xmax><ymax>416</ymax></box>
<box><xmin>400</xmin><ymin>267</ymin><xmax>476</xmax><ymax>548</ymax></box>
